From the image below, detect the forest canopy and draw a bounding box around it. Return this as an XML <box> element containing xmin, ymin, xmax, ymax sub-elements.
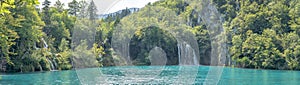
<box><xmin>0</xmin><ymin>0</ymin><xmax>299</xmax><ymax>73</ymax></box>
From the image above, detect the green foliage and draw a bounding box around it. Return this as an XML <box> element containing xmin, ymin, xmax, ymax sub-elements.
<box><xmin>153</xmin><ymin>0</ymin><xmax>189</xmax><ymax>15</ymax></box>
<box><xmin>289</xmin><ymin>0</ymin><xmax>300</xmax><ymax>35</ymax></box>
<box><xmin>129</xmin><ymin>26</ymin><xmax>178</xmax><ymax>65</ymax></box>
<box><xmin>223</xmin><ymin>0</ymin><xmax>300</xmax><ymax>70</ymax></box>
<box><xmin>68</xmin><ymin>0</ymin><xmax>79</xmax><ymax>16</ymax></box>
<box><xmin>0</xmin><ymin>0</ymin><xmax>15</xmax><ymax>14</ymax></box>
<box><xmin>72</xmin><ymin>41</ymin><xmax>100</xmax><ymax>68</ymax></box>
<box><xmin>1</xmin><ymin>0</ymin><xmax>300</xmax><ymax>72</ymax></box>
<box><xmin>48</xmin><ymin>10</ymin><xmax>70</xmax><ymax>49</ymax></box>
<box><xmin>7</xmin><ymin>0</ymin><xmax>45</xmax><ymax>72</ymax></box>
<box><xmin>78</xmin><ymin>0</ymin><xmax>88</xmax><ymax>18</ymax></box>
<box><xmin>42</xmin><ymin>0</ymin><xmax>51</xmax><ymax>27</ymax></box>
<box><xmin>87</xmin><ymin>0</ymin><xmax>97</xmax><ymax>21</ymax></box>
<box><xmin>1</xmin><ymin>0</ymin><xmax>74</xmax><ymax>72</ymax></box>
<box><xmin>0</xmin><ymin>15</ymin><xmax>19</xmax><ymax>66</ymax></box>
<box><xmin>95</xmin><ymin>21</ymin><xmax>116</xmax><ymax>66</ymax></box>
<box><xmin>56</xmin><ymin>38</ymin><xmax>72</xmax><ymax>70</ymax></box>
<box><xmin>282</xmin><ymin>32</ymin><xmax>300</xmax><ymax>70</ymax></box>
<box><xmin>54</xmin><ymin>0</ymin><xmax>64</xmax><ymax>12</ymax></box>
<box><xmin>192</xmin><ymin>25</ymin><xmax>211</xmax><ymax>65</ymax></box>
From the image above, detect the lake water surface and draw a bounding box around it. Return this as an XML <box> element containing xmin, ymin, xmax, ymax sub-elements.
<box><xmin>1</xmin><ymin>66</ymin><xmax>299</xmax><ymax>85</ymax></box>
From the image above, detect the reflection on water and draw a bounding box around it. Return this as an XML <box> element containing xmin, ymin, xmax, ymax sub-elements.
<box><xmin>1</xmin><ymin>66</ymin><xmax>300</xmax><ymax>84</ymax></box>
<box><xmin>219</xmin><ymin>67</ymin><xmax>300</xmax><ymax>85</ymax></box>
<box><xmin>0</xmin><ymin>70</ymin><xmax>80</xmax><ymax>85</ymax></box>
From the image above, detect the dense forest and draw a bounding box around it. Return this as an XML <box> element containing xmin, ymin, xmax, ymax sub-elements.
<box><xmin>0</xmin><ymin>0</ymin><xmax>299</xmax><ymax>73</ymax></box>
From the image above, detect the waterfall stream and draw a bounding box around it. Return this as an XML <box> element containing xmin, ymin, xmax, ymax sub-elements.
<box><xmin>177</xmin><ymin>44</ymin><xmax>181</xmax><ymax>65</ymax></box>
<box><xmin>52</xmin><ymin>58</ymin><xmax>58</xmax><ymax>70</ymax></box>
<box><xmin>46</xmin><ymin>57</ymin><xmax>55</xmax><ymax>71</ymax></box>
<box><xmin>41</xmin><ymin>38</ymin><xmax>57</xmax><ymax>71</ymax></box>
<box><xmin>41</xmin><ymin>38</ymin><xmax>48</xmax><ymax>48</ymax></box>
<box><xmin>39</xmin><ymin>64</ymin><xmax>43</xmax><ymax>71</ymax></box>
<box><xmin>178</xmin><ymin>42</ymin><xmax>199</xmax><ymax>65</ymax></box>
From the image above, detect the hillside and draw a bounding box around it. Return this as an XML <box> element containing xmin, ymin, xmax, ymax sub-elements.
<box><xmin>0</xmin><ymin>0</ymin><xmax>300</xmax><ymax>73</ymax></box>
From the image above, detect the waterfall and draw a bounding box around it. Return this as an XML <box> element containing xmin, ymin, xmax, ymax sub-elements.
<box><xmin>190</xmin><ymin>45</ymin><xmax>199</xmax><ymax>65</ymax></box>
<box><xmin>39</xmin><ymin>64</ymin><xmax>43</xmax><ymax>71</ymax></box>
<box><xmin>46</xmin><ymin>58</ymin><xmax>55</xmax><ymax>71</ymax></box>
<box><xmin>41</xmin><ymin>38</ymin><xmax>57</xmax><ymax>71</ymax></box>
<box><xmin>41</xmin><ymin>38</ymin><xmax>48</xmax><ymax>48</ymax></box>
<box><xmin>178</xmin><ymin>42</ymin><xmax>199</xmax><ymax>65</ymax></box>
<box><xmin>46</xmin><ymin>57</ymin><xmax>57</xmax><ymax>71</ymax></box>
<box><xmin>177</xmin><ymin>44</ymin><xmax>181</xmax><ymax>65</ymax></box>
<box><xmin>52</xmin><ymin>58</ymin><xmax>58</xmax><ymax>70</ymax></box>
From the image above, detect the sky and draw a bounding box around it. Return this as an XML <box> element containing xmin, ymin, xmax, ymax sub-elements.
<box><xmin>38</xmin><ymin>0</ymin><xmax>159</xmax><ymax>14</ymax></box>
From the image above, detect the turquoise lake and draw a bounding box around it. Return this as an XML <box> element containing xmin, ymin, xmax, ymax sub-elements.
<box><xmin>1</xmin><ymin>66</ymin><xmax>300</xmax><ymax>85</ymax></box>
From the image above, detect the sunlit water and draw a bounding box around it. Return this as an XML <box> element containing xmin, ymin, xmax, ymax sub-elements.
<box><xmin>1</xmin><ymin>66</ymin><xmax>300</xmax><ymax>85</ymax></box>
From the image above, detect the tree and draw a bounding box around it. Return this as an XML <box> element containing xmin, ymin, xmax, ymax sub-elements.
<box><xmin>0</xmin><ymin>0</ymin><xmax>18</xmax><ymax>72</ymax></box>
<box><xmin>87</xmin><ymin>0</ymin><xmax>98</xmax><ymax>21</ymax></box>
<box><xmin>0</xmin><ymin>0</ymin><xmax>73</xmax><ymax>72</ymax></box>
<box><xmin>7</xmin><ymin>0</ymin><xmax>45</xmax><ymax>72</ymax></box>
<box><xmin>289</xmin><ymin>0</ymin><xmax>300</xmax><ymax>35</ymax></box>
<box><xmin>49</xmin><ymin>10</ymin><xmax>71</xmax><ymax>49</ymax></box>
<box><xmin>129</xmin><ymin>26</ymin><xmax>178</xmax><ymax>65</ymax></box>
<box><xmin>225</xmin><ymin>0</ymin><xmax>299</xmax><ymax>70</ymax></box>
<box><xmin>72</xmin><ymin>41</ymin><xmax>100</xmax><ymax>68</ymax></box>
<box><xmin>56</xmin><ymin>38</ymin><xmax>72</xmax><ymax>70</ymax></box>
<box><xmin>0</xmin><ymin>15</ymin><xmax>19</xmax><ymax>70</ymax></box>
<box><xmin>282</xmin><ymin>32</ymin><xmax>300</xmax><ymax>70</ymax></box>
<box><xmin>54</xmin><ymin>0</ymin><xmax>64</xmax><ymax>12</ymax></box>
<box><xmin>68</xmin><ymin>0</ymin><xmax>79</xmax><ymax>16</ymax></box>
<box><xmin>1</xmin><ymin>0</ymin><xmax>300</xmax><ymax>72</ymax></box>
<box><xmin>78</xmin><ymin>0</ymin><xmax>88</xmax><ymax>18</ymax></box>
<box><xmin>192</xmin><ymin>25</ymin><xmax>211</xmax><ymax>65</ymax></box>
<box><xmin>42</xmin><ymin>0</ymin><xmax>51</xmax><ymax>34</ymax></box>
<box><xmin>268</xmin><ymin>0</ymin><xmax>291</xmax><ymax>34</ymax></box>
<box><xmin>0</xmin><ymin>0</ymin><xmax>15</xmax><ymax>14</ymax></box>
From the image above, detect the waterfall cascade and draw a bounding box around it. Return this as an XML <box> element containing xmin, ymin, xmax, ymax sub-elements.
<box><xmin>41</xmin><ymin>38</ymin><xmax>48</xmax><ymax>48</ymax></box>
<box><xmin>41</xmin><ymin>38</ymin><xmax>57</xmax><ymax>71</ymax></box>
<box><xmin>178</xmin><ymin>44</ymin><xmax>181</xmax><ymax>65</ymax></box>
<box><xmin>46</xmin><ymin>57</ymin><xmax>55</xmax><ymax>71</ymax></box>
<box><xmin>39</xmin><ymin>65</ymin><xmax>43</xmax><ymax>71</ymax></box>
<box><xmin>178</xmin><ymin>42</ymin><xmax>199</xmax><ymax>65</ymax></box>
<box><xmin>52</xmin><ymin>58</ymin><xmax>58</xmax><ymax>70</ymax></box>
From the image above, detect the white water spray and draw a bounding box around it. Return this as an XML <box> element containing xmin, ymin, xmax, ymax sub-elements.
<box><xmin>46</xmin><ymin>57</ymin><xmax>55</xmax><ymax>71</ymax></box>
<box><xmin>178</xmin><ymin>42</ymin><xmax>199</xmax><ymax>65</ymax></box>
<box><xmin>41</xmin><ymin>38</ymin><xmax>48</xmax><ymax>48</ymax></box>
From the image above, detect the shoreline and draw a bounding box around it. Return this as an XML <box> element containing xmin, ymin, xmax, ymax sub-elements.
<box><xmin>1</xmin><ymin>65</ymin><xmax>299</xmax><ymax>74</ymax></box>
